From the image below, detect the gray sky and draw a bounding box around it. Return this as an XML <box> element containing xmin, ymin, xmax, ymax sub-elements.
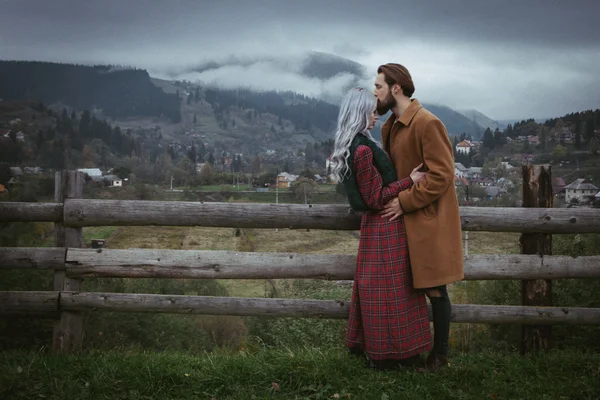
<box><xmin>1</xmin><ymin>0</ymin><xmax>599</xmax><ymax>120</ymax></box>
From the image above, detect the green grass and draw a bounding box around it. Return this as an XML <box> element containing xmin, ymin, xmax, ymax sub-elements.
<box><xmin>0</xmin><ymin>348</ymin><xmax>598</xmax><ymax>399</ymax></box>
<box><xmin>217</xmin><ymin>279</ymin><xmax>268</xmax><ymax>297</ymax></box>
<box><xmin>82</xmin><ymin>226</ymin><xmax>119</xmax><ymax>246</ymax></box>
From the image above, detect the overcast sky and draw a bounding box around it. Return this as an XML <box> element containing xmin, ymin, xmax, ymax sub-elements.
<box><xmin>1</xmin><ymin>0</ymin><xmax>599</xmax><ymax>120</ymax></box>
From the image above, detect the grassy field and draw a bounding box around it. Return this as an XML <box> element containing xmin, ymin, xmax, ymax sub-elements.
<box><xmin>83</xmin><ymin>225</ymin><xmax>519</xmax><ymax>298</ymax></box>
<box><xmin>1</xmin><ymin>348</ymin><xmax>599</xmax><ymax>400</ymax></box>
<box><xmin>82</xmin><ymin>225</ymin><xmax>360</xmax><ymax>297</ymax></box>
<box><xmin>4</xmin><ymin>217</ymin><xmax>599</xmax><ymax>399</ymax></box>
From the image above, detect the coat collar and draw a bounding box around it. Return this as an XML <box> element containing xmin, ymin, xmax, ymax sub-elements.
<box><xmin>397</xmin><ymin>98</ymin><xmax>422</xmax><ymax>126</ymax></box>
<box><xmin>381</xmin><ymin>99</ymin><xmax>422</xmax><ymax>151</ymax></box>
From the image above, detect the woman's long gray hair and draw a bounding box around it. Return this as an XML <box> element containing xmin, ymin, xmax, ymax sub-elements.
<box><xmin>330</xmin><ymin>88</ymin><xmax>379</xmax><ymax>182</ymax></box>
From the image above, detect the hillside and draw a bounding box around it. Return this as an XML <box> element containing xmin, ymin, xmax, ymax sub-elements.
<box><xmin>147</xmin><ymin>79</ymin><xmax>339</xmax><ymax>154</ymax></box>
<box><xmin>0</xmin><ymin>59</ymin><xmax>496</xmax><ymax>156</ymax></box>
<box><xmin>0</xmin><ymin>61</ymin><xmax>181</xmax><ymax>122</ymax></box>
<box><xmin>154</xmin><ymin>80</ymin><xmax>485</xmax><ymax>153</ymax></box>
<box><xmin>423</xmin><ymin>104</ymin><xmax>484</xmax><ymax>137</ymax></box>
<box><xmin>458</xmin><ymin>108</ymin><xmax>502</xmax><ymax>131</ymax></box>
<box><xmin>0</xmin><ymin>100</ymin><xmax>139</xmax><ymax>170</ymax></box>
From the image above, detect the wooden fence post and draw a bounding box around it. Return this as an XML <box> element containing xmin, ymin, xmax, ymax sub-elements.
<box><xmin>520</xmin><ymin>164</ymin><xmax>553</xmax><ymax>354</ymax></box>
<box><xmin>53</xmin><ymin>170</ymin><xmax>84</xmax><ymax>352</ymax></box>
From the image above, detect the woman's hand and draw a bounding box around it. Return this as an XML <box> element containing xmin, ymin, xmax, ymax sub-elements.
<box><xmin>410</xmin><ymin>163</ymin><xmax>426</xmax><ymax>184</ymax></box>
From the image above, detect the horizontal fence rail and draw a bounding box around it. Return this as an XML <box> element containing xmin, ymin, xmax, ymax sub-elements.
<box><xmin>2</xmin><ymin>200</ymin><xmax>600</xmax><ymax>233</ymax></box>
<box><xmin>64</xmin><ymin>250</ymin><xmax>600</xmax><ymax>280</ymax></box>
<box><xmin>0</xmin><ymin>248</ymin><xmax>66</xmax><ymax>270</ymax></box>
<box><xmin>0</xmin><ymin>202</ymin><xmax>63</xmax><ymax>223</ymax></box>
<box><xmin>0</xmin><ymin>291</ymin><xmax>60</xmax><ymax>317</ymax></box>
<box><xmin>2</xmin><ymin>247</ymin><xmax>600</xmax><ymax>280</ymax></box>
<box><xmin>2</xmin><ymin>291</ymin><xmax>600</xmax><ymax>325</ymax></box>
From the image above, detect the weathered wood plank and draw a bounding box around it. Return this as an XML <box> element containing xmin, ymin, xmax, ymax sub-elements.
<box><xmin>66</xmin><ymin>249</ymin><xmax>356</xmax><ymax>279</ymax></box>
<box><xmin>0</xmin><ymin>247</ymin><xmax>65</xmax><ymax>270</ymax></box>
<box><xmin>64</xmin><ymin>248</ymin><xmax>600</xmax><ymax>280</ymax></box>
<box><xmin>59</xmin><ymin>292</ymin><xmax>600</xmax><ymax>325</ymax></box>
<box><xmin>61</xmin><ymin>292</ymin><xmax>348</xmax><ymax>318</ymax></box>
<box><xmin>0</xmin><ymin>291</ymin><xmax>59</xmax><ymax>317</ymax></box>
<box><xmin>465</xmin><ymin>254</ymin><xmax>600</xmax><ymax>280</ymax></box>
<box><xmin>0</xmin><ymin>202</ymin><xmax>63</xmax><ymax>222</ymax></box>
<box><xmin>62</xmin><ymin>199</ymin><xmax>600</xmax><ymax>233</ymax></box>
<box><xmin>451</xmin><ymin>304</ymin><xmax>600</xmax><ymax>325</ymax></box>
<box><xmin>63</xmin><ymin>200</ymin><xmax>362</xmax><ymax>230</ymax></box>
<box><xmin>520</xmin><ymin>164</ymin><xmax>553</xmax><ymax>353</ymax></box>
<box><xmin>53</xmin><ymin>171</ymin><xmax>84</xmax><ymax>352</ymax></box>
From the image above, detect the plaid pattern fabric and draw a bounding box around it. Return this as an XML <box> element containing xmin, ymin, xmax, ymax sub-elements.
<box><xmin>345</xmin><ymin>145</ymin><xmax>432</xmax><ymax>360</ymax></box>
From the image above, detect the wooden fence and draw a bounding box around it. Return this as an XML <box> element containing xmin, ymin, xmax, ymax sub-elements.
<box><xmin>1</xmin><ymin>168</ymin><xmax>599</xmax><ymax>353</ymax></box>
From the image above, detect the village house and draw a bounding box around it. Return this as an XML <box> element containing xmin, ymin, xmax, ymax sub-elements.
<box><xmin>485</xmin><ymin>186</ymin><xmax>508</xmax><ymax>199</ymax></box>
<box><xmin>454</xmin><ymin>163</ymin><xmax>469</xmax><ymax>178</ymax></box>
<box><xmin>277</xmin><ymin>172</ymin><xmax>298</xmax><ymax>189</ymax></box>
<box><xmin>496</xmin><ymin>177</ymin><xmax>516</xmax><ymax>189</ymax></box>
<box><xmin>467</xmin><ymin>167</ymin><xmax>482</xmax><ymax>179</ymax></box>
<box><xmin>9</xmin><ymin>167</ymin><xmax>23</xmax><ymax>178</ymax></box>
<box><xmin>23</xmin><ymin>167</ymin><xmax>42</xmax><ymax>174</ymax></box>
<box><xmin>501</xmin><ymin>162</ymin><xmax>518</xmax><ymax>176</ymax></box>
<box><xmin>456</xmin><ymin>140</ymin><xmax>475</xmax><ymax>154</ymax></box>
<box><xmin>101</xmin><ymin>174</ymin><xmax>123</xmax><ymax>187</ymax></box>
<box><xmin>564</xmin><ymin>179</ymin><xmax>599</xmax><ymax>204</ymax></box>
<box><xmin>15</xmin><ymin>131</ymin><xmax>25</xmax><ymax>141</ymax></box>
<box><xmin>454</xmin><ymin>176</ymin><xmax>470</xmax><ymax>188</ymax></box>
<box><xmin>77</xmin><ymin>168</ymin><xmax>103</xmax><ymax>178</ymax></box>
<box><xmin>471</xmin><ymin>177</ymin><xmax>495</xmax><ymax>187</ymax></box>
<box><xmin>560</xmin><ymin>128</ymin><xmax>575</xmax><ymax>144</ymax></box>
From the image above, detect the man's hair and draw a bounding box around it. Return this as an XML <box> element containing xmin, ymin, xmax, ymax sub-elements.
<box><xmin>377</xmin><ymin>64</ymin><xmax>415</xmax><ymax>98</ymax></box>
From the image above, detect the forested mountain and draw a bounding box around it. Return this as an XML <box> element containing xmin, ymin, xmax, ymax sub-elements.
<box><xmin>0</xmin><ymin>101</ymin><xmax>141</xmax><ymax>170</ymax></box>
<box><xmin>0</xmin><ymin>61</ymin><xmax>181</xmax><ymax>122</ymax></box>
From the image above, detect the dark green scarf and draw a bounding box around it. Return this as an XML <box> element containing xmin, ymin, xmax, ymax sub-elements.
<box><xmin>342</xmin><ymin>134</ymin><xmax>397</xmax><ymax>211</ymax></box>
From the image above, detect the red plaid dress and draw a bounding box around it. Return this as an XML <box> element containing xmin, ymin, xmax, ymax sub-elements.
<box><xmin>345</xmin><ymin>145</ymin><xmax>432</xmax><ymax>360</ymax></box>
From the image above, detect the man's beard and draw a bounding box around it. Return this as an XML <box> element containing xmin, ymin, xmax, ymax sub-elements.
<box><xmin>376</xmin><ymin>92</ymin><xmax>396</xmax><ymax>115</ymax></box>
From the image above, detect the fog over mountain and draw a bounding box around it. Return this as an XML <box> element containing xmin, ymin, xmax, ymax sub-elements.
<box><xmin>1</xmin><ymin>0</ymin><xmax>599</xmax><ymax>120</ymax></box>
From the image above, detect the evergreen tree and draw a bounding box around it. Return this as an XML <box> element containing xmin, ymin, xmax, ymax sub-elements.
<box><xmin>482</xmin><ymin>128</ymin><xmax>495</xmax><ymax>150</ymax></box>
<box><xmin>187</xmin><ymin>143</ymin><xmax>197</xmax><ymax>174</ymax></box>
<box><xmin>585</xmin><ymin>119</ymin><xmax>595</xmax><ymax>142</ymax></box>
<box><xmin>0</xmin><ymin>163</ymin><xmax>12</xmax><ymax>186</ymax></box>
<box><xmin>168</xmin><ymin>145</ymin><xmax>177</xmax><ymax>161</ymax></box>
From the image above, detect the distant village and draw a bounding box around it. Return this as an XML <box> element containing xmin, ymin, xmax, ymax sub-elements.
<box><xmin>1</xmin><ymin>115</ymin><xmax>599</xmax><ymax>208</ymax></box>
<box><xmin>452</xmin><ymin>139</ymin><xmax>599</xmax><ymax>206</ymax></box>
